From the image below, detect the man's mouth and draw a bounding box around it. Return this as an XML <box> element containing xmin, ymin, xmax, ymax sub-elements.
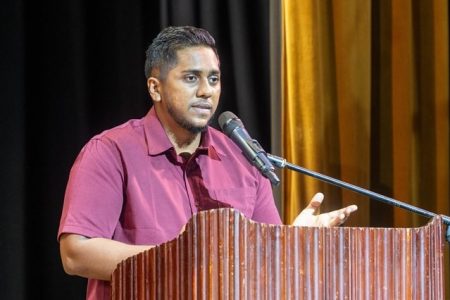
<box><xmin>190</xmin><ymin>102</ymin><xmax>213</xmax><ymax>114</ymax></box>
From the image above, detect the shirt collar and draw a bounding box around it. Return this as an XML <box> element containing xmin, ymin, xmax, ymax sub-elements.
<box><xmin>143</xmin><ymin>107</ymin><xmax>222</xmax><ymax>160</ymax></box>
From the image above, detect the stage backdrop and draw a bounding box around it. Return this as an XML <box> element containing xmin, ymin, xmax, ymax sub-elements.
<box><xmin>1</xmin><ymin>1</ymin><xmax>273</xmax><ymax>299</ymax></box>
<box><xmin>1</xmin><ymin>0</ymin><xmax>449</xmax><ymax>299</ymax></box>
<box><xmin>282</xmin><ymin>0</ymin><xmax>449</xmax><ymax>289</ymax></box>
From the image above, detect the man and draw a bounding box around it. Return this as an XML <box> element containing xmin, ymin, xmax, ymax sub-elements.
<box><xmin>58</xmin><ymin>26</ymin><xmax>357</xmax><ymax>299</ymax></box>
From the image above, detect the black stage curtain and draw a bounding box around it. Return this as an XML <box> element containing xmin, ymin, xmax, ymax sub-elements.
<box><xmin>1</xmin><ymin>1</ymin><xmax>271</xmax><ymax>299</ymax></box>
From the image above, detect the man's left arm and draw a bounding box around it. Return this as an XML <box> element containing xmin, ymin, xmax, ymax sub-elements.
<box><xmin>252</xmin><ymin>175</ymin><xmax>357</xmax><ymax>227</ymax></box>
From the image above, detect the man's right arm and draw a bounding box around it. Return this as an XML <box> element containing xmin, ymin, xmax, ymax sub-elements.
<box><xmin>59</xmin><ymin>233</ymin><xmax>153</xmax><ymax>281</ymax></box>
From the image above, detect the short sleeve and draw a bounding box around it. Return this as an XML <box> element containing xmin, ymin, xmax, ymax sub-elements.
<box><xmin>251</xmin><ymin>175</ymin><xmax>282</xmax><ymax>225</ymax></box>
<box><xmin>57</xmin><ymin>137</ymin><xmax>125</xmax><ymax>240</ymax></box>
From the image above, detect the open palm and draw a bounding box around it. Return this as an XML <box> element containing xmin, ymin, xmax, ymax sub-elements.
<box><xmin>292</xmin><ymin>193</ymin><xmax>358</xmax><ymax>227</ymax></box>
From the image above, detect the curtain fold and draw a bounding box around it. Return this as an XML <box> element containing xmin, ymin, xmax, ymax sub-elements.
<box><xmin>282</xmin><ymin>0</ymin><xmax>328</xmax><ymax>223</ymax></box>
<box><xmin>282</xmin><ymin>0</ymin><xmax>449</xmax><ymax>287</ymax></box>
<box><xmin>282</xmin><ymin>0</ymin><xmax>449</xmax><ymax>227</ymax></box>
<box><xmin>282</xmin><ymin>0</ymin><xmax>372</xmax><ymax>225</ymax></box>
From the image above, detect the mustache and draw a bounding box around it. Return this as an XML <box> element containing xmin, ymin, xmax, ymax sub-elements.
<box><xmin>190</xmin><ymin>101</ymin><xmax>213</xmax><ymax>109</ymax></box>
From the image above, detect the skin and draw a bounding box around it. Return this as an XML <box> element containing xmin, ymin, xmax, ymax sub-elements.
<box><xmin>147</xmin><ymin>46</ymin><xmax>221</xmax><ymax>154</ymax></box>
<box><xmin>60</xmin><ymin>45</ymin><xmax>357</xmax><ymax>282</ymax></box>
<box><xmin>292</xmin><ymin>193</ymin><xmax>357</xmax><ymax>227</ymax></box>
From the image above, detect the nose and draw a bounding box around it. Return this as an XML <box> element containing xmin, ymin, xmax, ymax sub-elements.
<box><xmin>196</xmin><ymin>78</ymin><xmax>213</xmax><ymax>99</ymax></box>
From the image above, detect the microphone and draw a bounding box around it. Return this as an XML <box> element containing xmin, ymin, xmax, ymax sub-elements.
<box><xmin>218</xmin><ymin>111</ymin><xmax>280</xmax><ymax>186</ymax></box>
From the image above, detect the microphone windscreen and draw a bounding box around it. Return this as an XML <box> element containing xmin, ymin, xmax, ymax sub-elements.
<box><xmin>218</xmin><ymin>111</ymin><xmax>245</xmax><ymax>137</ymax></box>
<box><xmin>218</xmin><ymin>111</ymin><xmax>237</xmax><ymax>130</ymax></box>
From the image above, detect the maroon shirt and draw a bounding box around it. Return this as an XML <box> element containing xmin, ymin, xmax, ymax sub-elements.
<box><xmin>58</xmin><ymin>107</ymin><xmax>281</xmax><ymax>299</ymax></box>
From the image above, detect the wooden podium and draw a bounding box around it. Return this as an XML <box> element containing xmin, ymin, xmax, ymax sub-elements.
<box><xmin>111</xmin><ymin>209</ymin><xmax>445</xmax><ymax>299</ymax></box>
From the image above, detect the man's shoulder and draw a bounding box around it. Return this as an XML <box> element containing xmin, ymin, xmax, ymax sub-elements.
<box><xmin>74</xmin><ymin>117</ymin><xmax>148</xmax><ymax>158</ymax></box>
<box><xmin>92</xmin><ymin>117</ymin><xmax>145</xmax><ymax>143</ymax></box>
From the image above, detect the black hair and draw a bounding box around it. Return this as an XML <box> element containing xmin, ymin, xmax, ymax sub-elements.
<box><xmin>144</xmin><ymin>26</ymin><xmax>218</xmax><ymax>79</ymax></box>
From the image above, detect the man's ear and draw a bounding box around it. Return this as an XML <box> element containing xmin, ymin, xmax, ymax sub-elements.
<box><xmin>147</xmin><ymin>77</ymin><xmax>161</xmax><ymax>102</ymax></box>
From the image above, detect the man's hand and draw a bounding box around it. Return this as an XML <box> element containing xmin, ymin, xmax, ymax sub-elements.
<box><xmin>292</xmin><ymin>193</ymin><xmax>358</xmax><ymax>227</ymax></box>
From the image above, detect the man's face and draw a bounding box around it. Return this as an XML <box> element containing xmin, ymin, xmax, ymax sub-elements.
<box><xmin>153</xmin><ymin>46</ymin><xmax>221</xmax><ymax>134</ymax></box>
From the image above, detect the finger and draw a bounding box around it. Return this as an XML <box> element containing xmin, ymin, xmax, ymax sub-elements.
<box><xmin>301</xmin><ymin>193</ymin><xmax>324</xmax><ymax>216</ymax></box>
<box><xmin>332</xmin><ymin>205</ymin><xmax>358</xmax><ymax>218</ymax></box>
<box><xmin>327</xmin><ymin>205</ymin><xmax>358</xmax><ymax>226</ymax></box>
<box><xmin>345</xmin><ymin>205</ymin><xmax>358</xmax><ymax>215</ymax></box>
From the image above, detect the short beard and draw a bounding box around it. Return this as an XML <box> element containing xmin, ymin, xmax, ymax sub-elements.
<box><xmin>167</xmin><ymin>105</ymin><xmax>213</xmax><ymax>134</ymax></box>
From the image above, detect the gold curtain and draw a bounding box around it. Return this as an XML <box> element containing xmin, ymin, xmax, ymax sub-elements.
<box><xmin>282</xmin><ymin>0</ymin><xmax>448</xmax><ymax>227</ymax></box>
<box><xmin>281</xmin><ymin>0</ymin><xmax>449</xmax><ymax>288</ymax></box>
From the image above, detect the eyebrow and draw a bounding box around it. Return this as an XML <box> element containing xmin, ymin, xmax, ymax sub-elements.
<box><xmin>181</xmin><ymin>69</ymin><xmax>221</xmax><ymax>76</ymax></box>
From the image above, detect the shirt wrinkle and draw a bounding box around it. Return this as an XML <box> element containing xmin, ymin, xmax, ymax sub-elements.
<box><xmin>58</xmin><ymin>106</ymin><xmax>281</xmax><ymax>300</ymax></box>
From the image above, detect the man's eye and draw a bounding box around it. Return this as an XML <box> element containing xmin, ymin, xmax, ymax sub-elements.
<box><xmin>209</xmin><ymin>76</ymin><xmax>220</xmax><ymax>84</ymax></box>
<box><xmin>185</xmin><ymin>75</ymin><xmax>197</xmax><ymax>82</ymax></box>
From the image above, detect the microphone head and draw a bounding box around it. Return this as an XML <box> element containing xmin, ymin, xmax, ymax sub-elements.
<box><xmin>218</xmin><ymin>111</ymin><xmax>243</xmax><ymax>136</ymax></box>
<box><xmin>218</xmin><ymin>111</ymin><xmax>237</xmax><ymax>129</ymax></box>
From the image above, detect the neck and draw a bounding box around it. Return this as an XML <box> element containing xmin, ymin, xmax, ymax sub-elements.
<box><xmin>154</xmin><ymin>105</ymin><xmax>203</xmax><ymax>154</ymax></box>
<box><xmin>166</xmin><ymin>129</ymin><xmax>201</xmax><ymax>155</ymax></box>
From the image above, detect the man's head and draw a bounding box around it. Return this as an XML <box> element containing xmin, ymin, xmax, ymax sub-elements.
<box><xmin>145</xmin><ymin>26</ymin><xmax>219</xmax><ymax>79</ymax></box>
<box><xmin>146</xmin><ymin>26</ymin><xmax>221</xmax><ymax>137</ymax></box>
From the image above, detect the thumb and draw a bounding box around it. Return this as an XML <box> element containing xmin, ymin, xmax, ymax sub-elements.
<box><xmin>301</xmin><ymin>193</ymin><xmax>324</xmax><ymax>216</ymax></box>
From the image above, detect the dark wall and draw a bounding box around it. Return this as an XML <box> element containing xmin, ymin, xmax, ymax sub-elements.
<box><xmin>0</xmin><ymin>0</ymin><xmax>272</xmax><ymax>299</ymax></box>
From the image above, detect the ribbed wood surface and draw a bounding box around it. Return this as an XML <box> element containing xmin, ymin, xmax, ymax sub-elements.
<box><xmin>111</xmin><ymin>209</ymin><xmax>445</xmax><ymax>300</ymax></box>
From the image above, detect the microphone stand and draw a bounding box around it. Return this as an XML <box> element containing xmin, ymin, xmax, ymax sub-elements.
<box><xmin>267</xmin><ymin>153</ymin><xmax>450</xmax><ymax>243</ymax></box>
